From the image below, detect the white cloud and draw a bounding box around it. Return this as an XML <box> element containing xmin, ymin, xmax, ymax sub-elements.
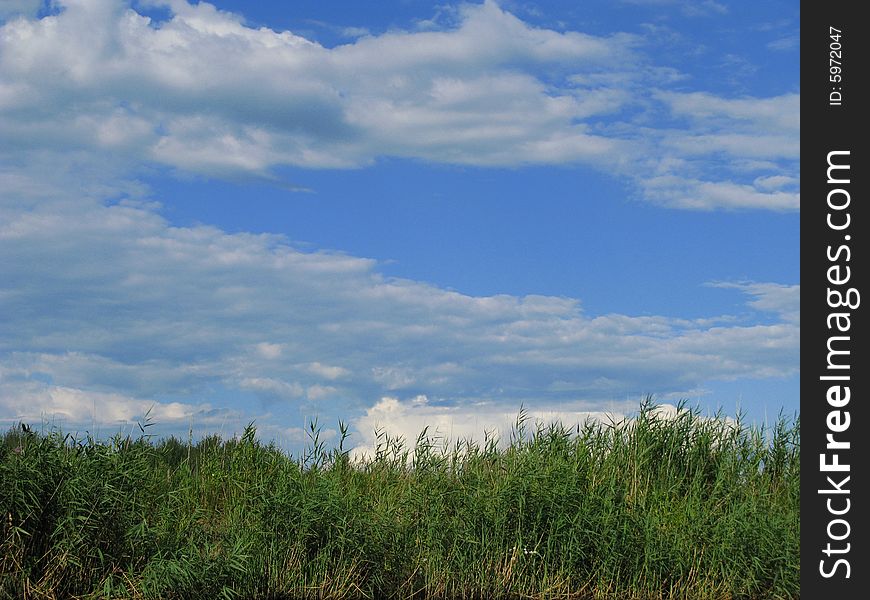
<box><xmin>767</xmin><ymin>35</ymin><xmax>798</xmax><ymax>52</ymax></box>
<box><xmin>306</xmin><ymin>362</ymin><xmax>350</xmax><ymax>380</ymax></box>
<box><xmin>255</xmin><ymin>342</ymin><xmax>283</xmax><ymax>360</ymax></box>
<box><xmin>753</xmin><ymin>174</ymin><xmax>798</xmax><ymax>191</ymax></box>
<box><xmin>349</xmin><ymin>394</ymin><xmax>624</xmax><ymax>460</ymax></box>
<box><xmin>1</xmin><ymin>189</ymin><xmax>799</xmax><ymax>432</ymax></box>
<box><xmin>657</xmin><ymin>92</ymin><xmax>798</xmax><ymax>133</ymax></box>
<box><xmin>0</xmin><ymin>0</ymin><xmax>798</xmax><ymax>210</ymax></box>
<box><xmin>682</xmin><ymin>1</ymin><xmax>728</xmax><ymax>17</ymax></box>
<box><xmin>238</xmin><ymin>377</ymin><xmax>305</xmax><ymax>401</ymax></box>
<box><xmin>637</xmin><ymin>91</ymin><xmax>799</xmax><ymax>210</ymax></box>
<box><xmin>641</xmin><ymin>177</ymin><xmax>798</xmax><ymax>211</ymax></box>
<box><xmin>0</xmin><ymin>367</ymin><xmax>221</xmax><ymax>431</ymax></box>
<box><xmin>709</xmin><ymin>282</ymin><xmax>800</xmax><ymax>324</ymax></box>
<box><xmin>348</xmin><ymin>394</ymin><xmax>733</xmax><ymax>461</ymax></box>
<box><xmin>620</xmin><ymin>0</ymin><xmax>727</xmax><ymax>17</ymax></box>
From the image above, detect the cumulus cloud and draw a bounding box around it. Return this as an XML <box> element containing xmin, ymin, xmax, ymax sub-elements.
<box><xmin>349</xmin><ymin>394</ymin><xmax>624</xmax><ymax>460</ymax></box>
<box><xmin>0</xmin><ymin>0</ymin><xmax>798</xmax><ymax>210</ymax></box>
<box><xmin>348</xmin><ymin>395</ymin><xmax>733</xmax><ymax>461</ymax></box>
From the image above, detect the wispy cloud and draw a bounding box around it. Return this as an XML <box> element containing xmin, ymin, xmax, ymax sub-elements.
<box><xmin>620</xmin><ymin>0</ymin><xmax>728</xmax><ymax>18</ymax></box>
<box><xmin>767</xmin><ymin>35</ymin><xmax>798</xmax><ymax>52</ymax></box>
<box><xmin>708</xmin><ymin>281</ymin><xmax>800</xmax><ymax>324</ymax></box>
<box><xmin>639</xmin><ymin>91</ymin><xmax>799</xmax><ymax>210</ymax></box>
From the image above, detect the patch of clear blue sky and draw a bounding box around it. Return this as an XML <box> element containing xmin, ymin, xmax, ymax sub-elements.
<box><xmin>152</xmin><ymin>161</ymin><xmax>798</xmax><ymax>321</ymax></box>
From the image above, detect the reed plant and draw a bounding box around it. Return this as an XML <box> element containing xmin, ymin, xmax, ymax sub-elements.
<box><xmin>0</xmin><ymin>399</ymin><xmax>798</xmax><ymax>599</ymax></box>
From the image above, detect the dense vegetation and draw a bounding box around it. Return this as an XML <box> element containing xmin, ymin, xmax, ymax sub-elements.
<box><xmin>1</xmin><ymin>400</ymin><xmax>798</xmax><ymax>599</ymax></box>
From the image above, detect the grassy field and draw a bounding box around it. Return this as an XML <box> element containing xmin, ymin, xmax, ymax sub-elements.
<box><xmin>0</xmin><ymin>400</ymin><xmax>798</xmax><ymax>599</ymax></box>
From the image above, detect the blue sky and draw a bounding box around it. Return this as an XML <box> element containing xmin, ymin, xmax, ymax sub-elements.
<box><xmin>0</xmin><ymin>0</ymin><xmax>799</xmax><ymax>454</ymax></box>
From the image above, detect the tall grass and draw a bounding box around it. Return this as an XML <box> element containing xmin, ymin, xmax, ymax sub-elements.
<box><xmin>0</xmin><ymin>399</ymin><xmax>798</xmax><ymax>599</ymax></box>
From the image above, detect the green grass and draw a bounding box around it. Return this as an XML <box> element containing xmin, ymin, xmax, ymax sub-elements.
<box><xmin>0</xmin><ymin>399</ymin><xmax>798</xmax><ymax>599</ymax></box>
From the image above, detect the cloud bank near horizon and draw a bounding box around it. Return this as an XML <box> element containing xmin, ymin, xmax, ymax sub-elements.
<box><xmin>1</xmin><ymin>189</ymin><xmax>798</xmax><ymax>435</ymax></box>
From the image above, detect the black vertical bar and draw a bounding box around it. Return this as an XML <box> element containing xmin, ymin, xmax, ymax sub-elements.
<box><xmin>801</xmin><ymin>1</ymin><xmax>867</xmax><ymax>596</ymax></box>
